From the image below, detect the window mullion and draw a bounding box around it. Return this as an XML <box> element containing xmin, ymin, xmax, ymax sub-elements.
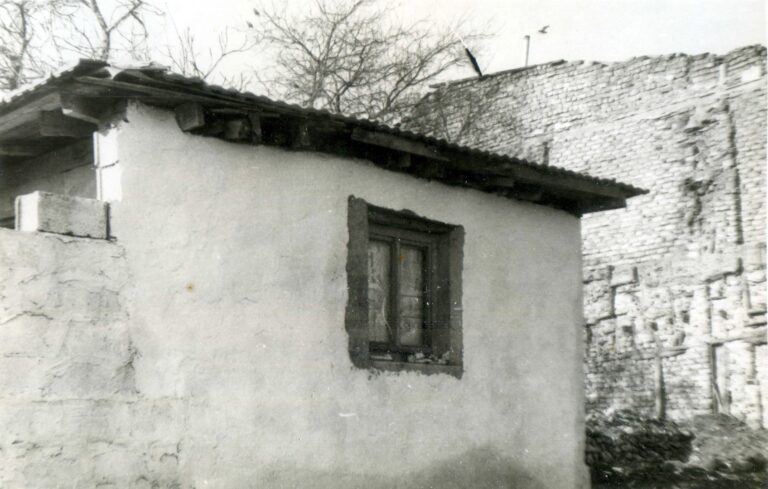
<box><xmin>425</xmin><ymin>243</ymin><xmax>435</xmax><ymax>348</ymax></box>
<box><xmin>391</xmin><ymin>238</ymin><xmax>401</xmax><ymax>350</ymax></box>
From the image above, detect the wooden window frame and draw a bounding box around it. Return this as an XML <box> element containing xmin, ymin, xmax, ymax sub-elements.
<box><xmin>345</xmin><ymin>196</ymin><xmax>464</xmax><ymax>378</ymax></box>
<box><xmin>368</xmin><ymin>224</ymin><xmax>436</xmax><ymax>359</ymax></box>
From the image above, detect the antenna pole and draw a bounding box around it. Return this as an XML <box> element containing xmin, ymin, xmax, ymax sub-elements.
<box><xmin>524</xmin><ymin>35</ymin><xmax>531</xmax><ymax>66</ymax></box>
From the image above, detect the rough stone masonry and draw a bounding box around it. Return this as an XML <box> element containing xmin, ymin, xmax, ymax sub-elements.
<box><xmin>407</xmin><ymin>45</ymin><xmax>768</xmax><ymax>428</ymax></box>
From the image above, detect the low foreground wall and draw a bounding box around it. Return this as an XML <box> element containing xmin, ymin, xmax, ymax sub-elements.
<box><xmin>0</xmin><ymin>228</ymin><xmax>192</xmax><ymax>488</ymax></box>
<box><xmin>0</xmin><ymin>228</ymin><xmax>138</xmax><ymax>486</ymax></box>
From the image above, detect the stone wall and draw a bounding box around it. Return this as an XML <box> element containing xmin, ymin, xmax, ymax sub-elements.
<box><xmin>407</xmin><ymin>45</ymin><xmax>768</xmax><ymax>427</ymax></box>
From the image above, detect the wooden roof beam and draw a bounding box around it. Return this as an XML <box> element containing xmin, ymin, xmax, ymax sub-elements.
<box><xmin>175</xmin><ymin>103</ymin><xmax>206</xmax><ymax>131</ymax></box>
<box><xmin>485</xmin><ymin>175</ymin><xmax>625</xmax><ymax>213</ymax></box>
<box><xmin>0</xmin><ymin>92</ymin><xmax>61</xmax><ymax>138</ymax></box>
<box><xmin>485</xmin><ymin>176</ymin><xmax>516</xmax><ymax>188</ymax></box>
<box><xmin>0</xmin><ymin>142</ymin><xmax>48</xmax><ymax>157</ymax></box>
<box><xmin>38</xmin><ymin>110</ymin><xmax>97</xmax><ymax>138</ymax></box>
<box><xmin>291</xmin><ymin>120</ymin><xmax>312</xmax><ymax>149</ymax></box>
<box><xmin>76</xmin><ymin>76</ymin><xmax>259</xmax><ymax>111</ymax></box>
<box><xmin>224</xmin><ymin>116</ymin><xmax>262</xmax><ymax>144</ymax></box>
<box><xmin>577</xmin><ymin>198</ymin><xmax>627</xmax><ymax>214</ymax></box>
<box><xmin>59</xmin><ymin>92</ymin><xmax>110</xmax><ymax>124</ymax></box>
<box><xmin>351</xmin><ymin>128</ymin><xmax>449</xmax><ymax>162</ymax></box>
<box><xmin>506</xmin><ymin>164</ymin><xmax>632</xmax><ymax>200</ymax></box>
<box><xmin>174</xmin><ymin>102</ymin><xmax>263</xmax><ymax>145</ymax></box>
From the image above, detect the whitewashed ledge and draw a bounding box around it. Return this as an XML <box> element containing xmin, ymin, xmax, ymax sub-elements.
<box><xmin>15</xmin><ymin>191</ymin><xmax>109</xmax><ymax>239</ymax></box>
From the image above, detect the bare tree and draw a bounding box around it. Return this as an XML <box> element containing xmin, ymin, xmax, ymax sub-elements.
<box><xmin>0</xmin><ymin>0</ymin><xmax>162</xmax><ymax>92</ymax></box>
<box><xmin>0</xmin><ymin>0</ymin><xmax>35</xmax><ymax>90</ymax></box>
<box><xmin>250</xmin><ymin>0</ymin><xmax>484</xmax><ymax>123</ymax></box>
<box><xmin>51</xmin><ymin>0</ymin><xmax>161</xmax><ymax>62</ymax></box>
<box><xmin>0</xmin><ymin>0</ymin><xmax>58</xmax><ymax>90</ymax></box>
<box><xmin>404</xmin><ymin>81</ymin><xmax>501</xmax><ymax>143</ymax></box>
<box><xmin>163</xmin><ymin>24</ymin><xmax>257</xmax><ymax>90</ymax></box>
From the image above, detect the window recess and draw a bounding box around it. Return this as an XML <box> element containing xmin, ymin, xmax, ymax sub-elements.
<box><xmin>346</xmin><ymin>197</ymin><xmax>463</xmax><ymax>377</ymax></box>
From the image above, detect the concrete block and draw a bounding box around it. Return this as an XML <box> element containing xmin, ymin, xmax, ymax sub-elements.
<box><xmin>708</xmin><ymin>279</ymin><xmax>726</xmax><ymax>299</ymax></box>
<box><xmin>584</xmin><ymin>266</ymin><xmax>607</xmax><ymax>282</ymax></box>
<box><xmin>747</xmin><ymin>312</ymin><xmax>766</xmax><ymax>327</ymax></box>
<box><xmin>614</xmin><ymin>289</ymin><xmax>639</xmax><ymax>316</ymax></box>
<box><xmin>584</xmin><ymin>281</ymin><xmax>614</xmax><ymax>324</ymax></box>
<box><xmin>94</xmin><ymin>129</ymin><xmax>119</xmax><ymax>168</ymax></box>
<box><xmin>15</xmin><ymin>191</ymin><xmax>108</xmax><ymax>239</ymax></box>
<box><xmin>744</xmin><ymin>243</ymin><xmax>766</xmax><ymax>270</ymax></box>
<box><xmin>741</xmin><ymin>65</ymin><xmax>762</xmax><ymax>83</ymax></box>
<box><xmin>610</xmin><ymin>265</ymin><xmax>637</xmax><ymax>286</ymax></box>
<box><xmin>97</xmin><ymin>163</ymin><xmax>123</xmax><ymax>202</ymax></box>
<box><xmin>640</xmin><ymin>286</ymin><xmax>674</xmax><ymax>319</ymax></box>
<box><xmin>701</xmin><ymin>254</ymin><xmax>742</xmax><ymax>282</ymax></box>
<box><xmin>616</xmin><ymin>314</ymin><xmax>634</xmax><ymax>332</ymax></box>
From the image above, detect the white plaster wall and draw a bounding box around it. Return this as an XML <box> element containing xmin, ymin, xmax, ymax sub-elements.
<box><xmin>109</xmin><ymin>102</ymin><xmax>587</xmax><ymax>489</ymax></box>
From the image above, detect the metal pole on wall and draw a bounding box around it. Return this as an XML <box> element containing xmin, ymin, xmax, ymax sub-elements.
<box><xmin>653</xmin><ymin>332</ymin><xmax>666</xmax><ymax>420</ymax></box>
<box><xmin>524</xmin><ymin>35</ymin><xmax>531</xmax><ymax>66</ymax></box>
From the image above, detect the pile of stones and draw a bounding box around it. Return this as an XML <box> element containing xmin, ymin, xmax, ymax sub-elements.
<box><xmin>585</xmin><ymin>409</ymin><xmax>693</xmax><ymax>482</ymax></box>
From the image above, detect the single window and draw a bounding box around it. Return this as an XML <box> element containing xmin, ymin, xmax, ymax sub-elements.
<box><xmin>346</xmin><ymin>196</ymin><xmax>463</xmax><ymax>377</ymax></box>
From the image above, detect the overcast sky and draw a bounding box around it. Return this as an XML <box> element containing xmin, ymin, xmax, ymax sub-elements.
<box><xmin>161</xmin><ymin>0</ymin><xmax>766</xmax><ymax>78</ymax></box>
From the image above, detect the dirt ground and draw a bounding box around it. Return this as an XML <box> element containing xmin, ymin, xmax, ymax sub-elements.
<box><xmin>593</xmin><ymin>476</ymin><xmax>766</xmax><ymax>489</ymax></box>
<box><xmin>592</xmin><ymin>414</ymin><xmax>768</xmax><ymax>489</ymax></box>
<box><xmin>679</xmin><ymin>415</ymin><xmax>768</xmax><ymax>472</ymax></box>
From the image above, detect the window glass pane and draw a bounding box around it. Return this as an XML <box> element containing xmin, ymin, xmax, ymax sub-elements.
<box><xmin>399</xmin><ymin>245</ymin><xmax>425</xmax><ymax>346</ymax></box>
<box><xmin>368</xmin><ymin>240</ymin><xmax>391</xmax><ymax>343</ymax></box>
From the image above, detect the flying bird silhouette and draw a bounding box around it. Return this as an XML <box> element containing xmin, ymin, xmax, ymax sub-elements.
<box><xmin>253</xmin><ymin>8</ymin><xmax>260</xmax><ymax>16</ymax></box>
<box><xmin>538</xmin><ymin>25</ymin><xmax>549</xmax><ymax>34</ymax></box>
<box><xmin>464</xmin><ymin>47</ymin><xmax>483</xmax><ymax>77</ymax></box>
<box><xmin>451</xmin><ymin>29</ymin><xmax>483</xmax><ymax>77</ymax></box>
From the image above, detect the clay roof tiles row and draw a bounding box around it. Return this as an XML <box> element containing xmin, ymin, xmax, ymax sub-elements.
<box><xmin>0</xmin><ymin>60</ymin><xmax>647</xmax><ymax>213</ymax></box>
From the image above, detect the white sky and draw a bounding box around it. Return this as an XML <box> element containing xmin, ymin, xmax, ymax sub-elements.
<box><xmin>157</xmin><ymin>0</ymin><xmax>766</xmax><ymax>79</ymax></box>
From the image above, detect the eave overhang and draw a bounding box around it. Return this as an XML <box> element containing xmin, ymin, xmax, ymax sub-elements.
<box><xmin>0</xmin><ymin>61</ymin><xmax>647</xmax><ymax>215</ymax></box>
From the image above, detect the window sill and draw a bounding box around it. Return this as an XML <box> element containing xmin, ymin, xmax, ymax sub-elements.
<box><xmin>370</xmin><ymin>360</ymin><xmax>463</xmax><ymax>378</ymax></box>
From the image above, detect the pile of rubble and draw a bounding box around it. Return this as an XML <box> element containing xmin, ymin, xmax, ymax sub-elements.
<box><xmin>587</xmin><ymin>410</ymin><xmax>768</xmax><ymax>487</ymax></box>
<box><xmin>586</xmin><ymin>409</ymin><xmax>693</xmax><ymax>482</ymax></box>
<box><xmin>683</xmin><ymin>414</ymin><xmax>768</xmax><ymax>474</ymax></box>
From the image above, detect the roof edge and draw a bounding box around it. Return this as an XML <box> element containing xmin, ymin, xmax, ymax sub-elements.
<box><xmin>0</xmin><ymin>59</ymin><xmax>647</xmax><ymax>216</ymax></box>
<box><xmin>430</xmin><ymin>44</ymin><xmax>767</xmax><ymax>89</ymax></box>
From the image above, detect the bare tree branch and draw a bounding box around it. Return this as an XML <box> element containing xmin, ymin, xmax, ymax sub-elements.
<box><xmin>250</xmin><ymin>0</ymin><xmax>486</xmax><ymax>124</ymax></box>
<box><xmin>403</xmin><ymin>82</ymin><xmax>501</xmax><ymax>143</ymax></box>
<box><xmin>0</xmin><ymin>0</ymin><xmax>52</xmax><ymax>90</ymax></box>
<box><xmin>162</xmin><ymin>21</ymin><xmax>258</xmax><ymax>90</ymax></box>
<box><xmin>51</xmin><ymin>0</ymin><xmax>161</xmax><ymax>62</ymax></box>
<box><xmin>1</xmin><ymin>0</ymin><xmax>490</xmax><ymax>138</ymax></box>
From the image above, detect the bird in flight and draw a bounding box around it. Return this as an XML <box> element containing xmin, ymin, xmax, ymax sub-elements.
<box><xmin>538</xmin><ymin>25</ymin><xmax>549</xmax><ymax>34</ymax></box>
<box><xmin>464</xmin><ymin>47</ymin><xmax>483</xmax><ymax>78</ymax></box>
<box><xmin>451</xmin><ymin>29</ymin><xmax>483</xmax><ymax>77</ymax></box>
